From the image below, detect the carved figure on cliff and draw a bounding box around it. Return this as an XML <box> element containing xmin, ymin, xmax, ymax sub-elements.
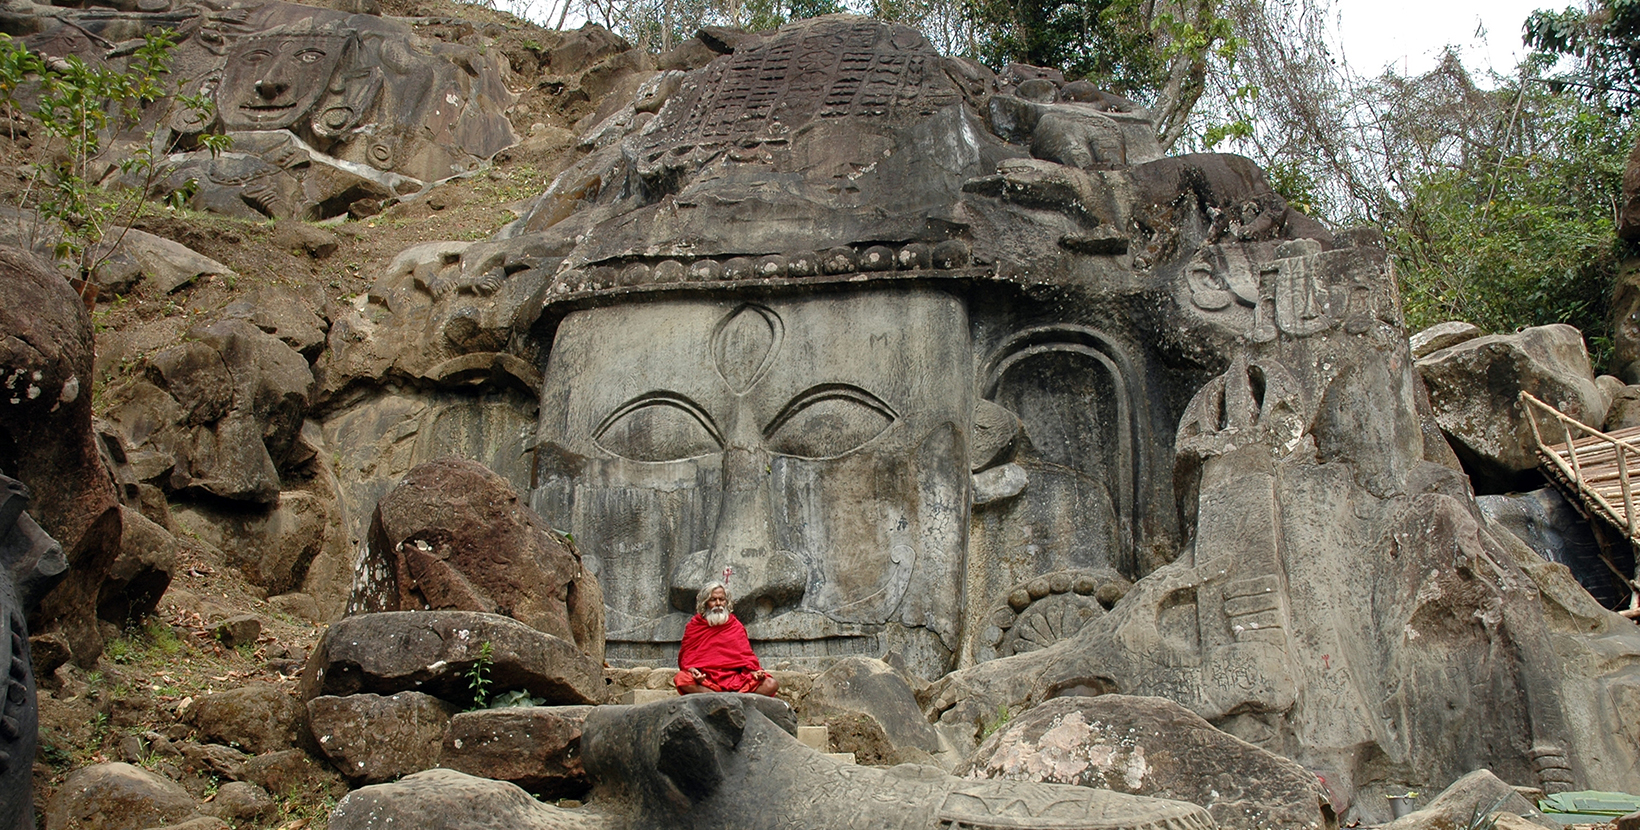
<box><xmin>21</xmin><ymin>1</ymin><xmax>518</xmax><ymax>220</ymax></box>
<box><xmin>329</xmin><ymin>12</ymin><xmax>1640</xmax><ymax>822</ymax></box>
<box><xmin>674</xmin><ymin>583</ymin><xmax>778</xmax><ymax>696</ymax></box>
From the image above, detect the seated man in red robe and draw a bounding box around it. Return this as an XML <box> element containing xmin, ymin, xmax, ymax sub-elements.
<box><xmin>674</xmin><ymin>582</ymin><xmax>779</xmax><ymax>696</ymax></box>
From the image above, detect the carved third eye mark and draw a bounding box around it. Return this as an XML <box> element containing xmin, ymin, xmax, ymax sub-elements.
<box><xmin>712</xmin><ymin>304</ymin><xmax>783</xmax><ymax>393</ymax></box>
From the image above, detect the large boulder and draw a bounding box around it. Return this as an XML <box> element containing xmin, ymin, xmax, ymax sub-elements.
<box><xmin>439</xmin><ymin>705</ymin><xmax>593</xmax><ymax>798</ymax></box>
<box><xmin>299</xmin><ymin>611</ymin><xmax>607</xmax><ymax>706</ymax></box>
<box><xmin>45</xmin><ymin>762</ymin><xmax>200</xmax><ymax>830</ymax></box>
<box><xmin>328</xmin><ymin>768</ymin><xmax>579</xmax><ymax>830</ymax></box>
<box><xmin>0</xmin><ymin>246</ymin><xmax>119</xmax><ymax>665</ymax></box>
<box><xmin>962</xmin><ymin>695</ymin><xmax>1334</xmax><ymax>830</ymax></box>
<box><xmin>308</xmin><ymin>692</ymin><xmax>456</xmax><ymax>784</ymax></box>
<box><xmin>808</xmin><ymin>657</ymin><xmax>942</xmax><ymax>764</ymax></box>
<box><xmin>1377</xmin><ymin>769</ymin><xmax>1553</xmax><ymax>830</ymax></box>
<box><xmin>101</xmin><ymin>319</ymin><xmax>314</xmax><ymax>505</ymax></box>
<box><xmin>1416</xmin><ymin>324</ymin><xmax>1606</xmax><ymax>492</ymax></box>
<box><xmin>96</xmin><ymin>506</ymin><xmax>174</xmax><ymax>628</ymax></box>
<box><xmin>1477</xmin><ymin>488</ymin><xmax>1622</xmax><ymax>608</ymax></box>
<box><xmin>351</xmin><ymin>458</ymin><xmax>603</xmax><ymax>661</ymax></box>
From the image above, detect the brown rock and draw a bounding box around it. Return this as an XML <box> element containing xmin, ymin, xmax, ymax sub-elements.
<box><xmin>45</xmin><ymin>762</ymin><xmax>200</xmax><ymax>830</ymax></box>
<box><xmin>201</xmin><ymin>781</ymin><xmax>274</xmax><ymax>822</ymax></box>
<box><xmin>211</xmin><ymin>614</ymin><xmax>261</xmax><ymax>649</ymax></box>
<box><xmin>962</xmin><ymin>695</ymin><xmax>1333</xmax><ymax>830</ymax></box>
<box><xmin>308</xmin><ymin>692</ymin><xmax>456</xmax><ymax>784</ymax></box>
<box><xmin>0</xmin><ymin>246</ymin><xmax>120</xmax><ymax>664</ymax></box>
<box><xmin>351</xmin><ymin>457</ymin><xmax>603</xmax><ymax>661</ymax></box>
<box><xmin>183</xmin><ymin>684</ymin><xmax>306</xmax><ymax>755</ymax></box>
<box><xmin>300</xmin><ymin>611</ymin><xmax>607</xmax><ymax>706</ymax></box>
<box><xmin>1379</xmin><ymin>770</ymin><xmax>1553</xmax><ymax>830</ymax></box>
<box><xmin>240</xmin><ymin>748</ymin><xmax>346</xmax><ymax>799</ymax></box>
<box><xmin>96</xmin><ymin>506</ymin><xmax>174</xmax><ymax>628</ymax></box>
<box><xmin>440</xmin><ymin>705</ymin><xmax>592</xmax><ymax>798</ymax></box>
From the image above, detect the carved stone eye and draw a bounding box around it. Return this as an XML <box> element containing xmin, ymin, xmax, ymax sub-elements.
<box><xmin>765</xmin><ymin>384</ymin><xmax>895</xmax><ymax>460</ymax></box>
<box><xmin>296</xmin><ymin>48</ymin><xmax>327</xmax><ymax>64</ymax></box>
<box><xmin>595</xmin><ymin>395</ymin><xmax>723</xmax><ymax>462</ymax></box>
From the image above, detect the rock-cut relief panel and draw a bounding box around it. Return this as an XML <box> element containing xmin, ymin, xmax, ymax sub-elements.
<box><xmin>533</xmin><ymin>289</ymin><xmax>974</xmax><ymax>679</ymax></box>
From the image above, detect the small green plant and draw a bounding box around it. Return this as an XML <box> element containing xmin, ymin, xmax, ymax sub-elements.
<box><xmin>3</xmin><ymin>30</ymin><xmax>230</xmax><ymax>279</ymax></box>
<box><xmin>466</xmin><ymin>641</ymin><xmax>494</xmax><ymax>709</ymax></box>
<box><xmin>1465</xmin><ymin>795</ymin><xmax>1511</xmax><ymax>830</ymax></box>
<box><xmin>104</xmin><ymin>635</ymin><xmax>137</xmax><ymax>664</ymax></box>
<box><xmin>978</xmin><ymin>704</ymin><xmax>1011</xmax><ymax>740</ymax></box>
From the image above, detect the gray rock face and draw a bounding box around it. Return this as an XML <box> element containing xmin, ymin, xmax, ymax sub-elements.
<box><xmin>1478</xmin><ymin>488</ymin><xmax>1625</xmax><ymax>609</ymax></box>
<box><xmin>97</xmin><ymin>507</ymin><xmax>175</xmax><ymax>628</ymax></box>
<box><xmin>962</xmin><ymin>695</ymin><xmax>1334</xmax><ymax>830</ymax></box>
<box><xmin>300</xmin><ymin>611</ymin><xmax>606</xmax><ymax>705</ymax></box>
<box><xmin>1409</xmin><ymin>321</ymin><xmax>1483</xmax><ymax>359</ymax></box>
<box><xmin>810</xmin><ymin>657</ymin><xmax>941</xmax><ymax>758</ymax></box>
<box><xmin>184</xmin><ymin>684</ymin><xmax>307</xmax><ymax>755</ymax></box>
<box><xmin>439</xmin><ymin>705</ymin><xmax>593</xmax><ymax>798</ymax></box>
<box><xmin>1417</xmin><ymin>324</ymin><xmax>1606</xmax><ymax>492</ymax></box>
<box><xmin>102</xmin><ymin>318</ymin><xmax>314</xmax><ymax>505</ymax></box>
<box><xmin>351</xmin><ymin>458</ymin><xmax>603</xmax><ymax>662</ymax></box>
<box><xmin>332</xmin><ymin>694</ymin><xmax>1216</xmax><ymax>830</ymax></box>
<box><xmin>308</xmin><ymin>692</ymin><xmax>456</xmax><ymax>784</ymax></box>
<box><xmin>45</xmin><ymin>762</ymin><xmax>199</xmax><ymax>830</ymax></box>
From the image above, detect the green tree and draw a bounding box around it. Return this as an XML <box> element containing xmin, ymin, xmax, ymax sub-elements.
<box><xmin>1525</xmin><ymin>0</ymin><xmax>1640</xmax><ymax>113</ymax></box>
<box><xmin>962</xmin><ymin>0</ymin><xmax>1241</xmax><ymax>149</ymax></box>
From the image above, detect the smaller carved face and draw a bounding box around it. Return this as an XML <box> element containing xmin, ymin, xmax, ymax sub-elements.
<box><xmin>218</xmin><ymin>34</ymin><xmax>348</xmax><ymax>131</ymax></box>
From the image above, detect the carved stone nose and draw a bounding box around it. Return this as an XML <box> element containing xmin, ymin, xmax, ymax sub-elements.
<box><xmin>254</xmin><ymin>79</ymin><xmax>287</xmax><ymax>100</ymax></box>
<box><xmin>670</xmin><ymin>444</ymin><xmax>807</xmax><ymax>622</ymax></box>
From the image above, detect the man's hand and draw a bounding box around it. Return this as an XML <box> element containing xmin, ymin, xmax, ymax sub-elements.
<box><xmin>689</xmin><ymin>668</ymin><xmax>706</xmax><ymax>683</ymax></box>
<box><xmin>751</xmin><ymin>669</ymin><xmax>769</xmax><ymax>681</ymax></box>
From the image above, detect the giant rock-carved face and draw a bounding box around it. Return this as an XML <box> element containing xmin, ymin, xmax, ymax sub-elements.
<box><xmin>534</xmin><ymin>290</ymin><xmax>972</xmax><ymax>677</ymax></box>
<box><xmin>217</xmin><ymin>33</ymin><xmax>349</xmax><ymax>131</ymax></box>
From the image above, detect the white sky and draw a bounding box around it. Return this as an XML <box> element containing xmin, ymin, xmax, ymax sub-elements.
<box><xmin>1330</xmin><ymin>0</ymin><xmax>1562</xmax><ymax>79</ymax></box>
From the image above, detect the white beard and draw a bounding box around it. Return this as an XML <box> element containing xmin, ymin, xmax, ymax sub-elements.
<box><xmin>704</xmin><ymin>607</ymin><xmax>731</xmax><ymax>626</ymax></box>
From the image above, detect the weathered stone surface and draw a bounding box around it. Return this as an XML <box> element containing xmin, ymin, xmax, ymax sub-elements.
<box><xmin>308</xmin><ymin>692</ymin><xmax>456</xmax><ymax>784</ymax></box>
<box><xmin>334</xmin><ymin>694</ymin><xmax>1215</xmax><ymax>830</ymax></box>
<box><xmin>809</xmin><ymin>658</ymin><xmax>940</xmax><ymax>759</ymax></box>
<box><xmin>351</xmin><ymin>458</ymin><xmax>603</xmax><ymax>661</ymax></box>
<box><xmin>1417</xmin><ymin>324</ymin><xmax>1606</xmax><ymax>491</ymax></box>
<box><xmin>97</xmin><ymin>506</ymin><xmax>174</xmax><ymax>628</ymax></box>
<box><xmin>183</xmin><ymin>684</ymin><xmax>307</xmax><ymax>755</ymax></box>
<box><xmin>102</xmin><ymin>318</ymin><xmax>314</xmax><ymax>505</ymax></box>
<box><xmin>439</xmin><ymin>705</ymin><xmax>592</xmax><ymax>797</ymax></box>
<box><xmin>1477</xmin><ymin>488</ymin><xmax>1624</xmax><ymax>608</ymax></box>
<box><xmin>240</xmin><ymin>748</ymin><xmax>347</xmax><ymax>799</ymax></box>
<box><xmin>328</xmin><ymin>768</ymin><xmax>586</xmax><ymax>830</ymax></box>
<box><xmin>962</xmin><ymin>695</ymin><xmax>1334</xmax><ymax>830</ymax></box>
<box><xmin>217</xmin><ymin>285</ymin><xmax>330</xmax><ymax>359</ymax></box>
<box><xmin>45</xmin><ymin>762</ymin><xmax>199</xmax><ymax>830</ymax></box>
<box><xmin>1378</xmin><ymin>770</ymin><xmax>1554</xmax><ymax>830</ymax></box>
<box><xmin>149</xmin><ymin>819</ymin><xmax>230</xmax><ymax>830</ymax></box>
<box><xmin>90</xmin><ymin>228</ymin><xmax>237</xmax><ymax>295</ymax></box>
<box><xmin>1410</xmin><ymin>321</ymin><xmax>1483</xmax><ymax>359</ymax></box>
<box><xmin>0</xmin><ymin>246</ymin><xmax>117</xmax><ymax>665</ymax></box>
<box><xmin>1606</xmin><ymin>385</ymin><xmax>1640</xmax><ymax>431</ymax></box>
<box><xmin>211</xmin><ymin>614</ymin><xmax>262</xmax><ymax>649</ymax></box>
<box><xmin>173</xmin><ymin>489</ymin><xmax>334</xmax><ymax>596</ymax></box>
<box><xmin>202</xmin><ymin>781</ymin><xmax>275</xmax><ymax>823</ymax></box>
<box><xmin>300</xmin><ymin>611</ymin><xmax>606</xmax><ymax>705</ymax></box>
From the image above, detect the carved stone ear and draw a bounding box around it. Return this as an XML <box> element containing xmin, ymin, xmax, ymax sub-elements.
<box><xmin>655</xmin><ymin>709</ymin><xmax>724</xmax><ymax>803</ymax></box>
<box><xmin>971</xmin><ymin>399</ymin><xmax>1022</xmax><ymax>472</ymax></box>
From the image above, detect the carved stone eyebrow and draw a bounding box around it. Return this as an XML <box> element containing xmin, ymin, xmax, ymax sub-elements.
<box><xmin>594</xmin><ymin>391</ymin><xmax>725</xmax><ymax>449</ymax></box>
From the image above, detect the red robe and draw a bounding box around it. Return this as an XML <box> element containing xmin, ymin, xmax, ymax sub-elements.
<box><xmin>674</xmin><ymin>614</ymin><xmax>762</xmax><ymax>693</ymax></box>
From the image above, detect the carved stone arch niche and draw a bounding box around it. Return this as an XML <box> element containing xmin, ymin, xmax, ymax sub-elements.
<box><xmin>977</xmin><ymin>324</ymin><xmax>1148</xmax><ymax>579</ymax></box>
